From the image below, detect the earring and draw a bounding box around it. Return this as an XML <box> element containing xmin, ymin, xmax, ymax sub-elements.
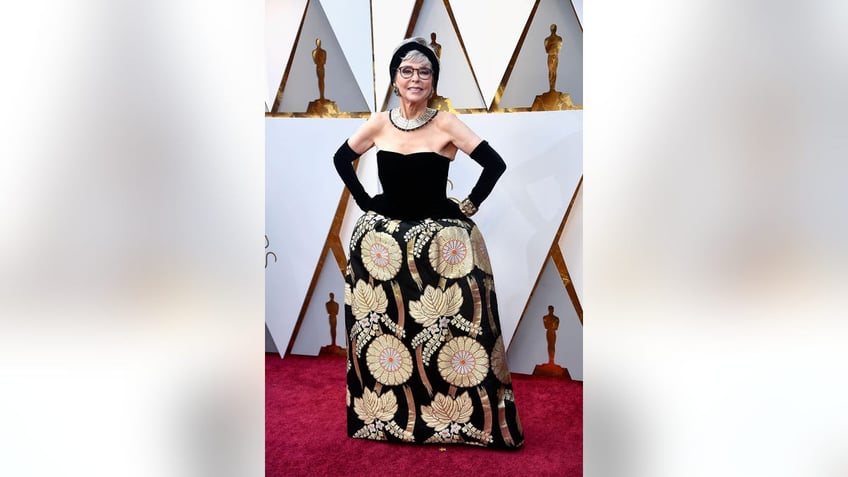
<box><xmin>393</xmin><ymin>85</ymin><xmax>399</xmax><ymax>96</ymax></box>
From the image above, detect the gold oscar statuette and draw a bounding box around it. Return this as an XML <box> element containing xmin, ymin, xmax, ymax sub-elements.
<box><xmin>307</xmin><ymin>38</ymin><xmax>340</xmax><ymax>116</ymax></box>
<box><xmin>531</xmin><ymin>24</ymin><xmax>581</xmax><ymax>111</ymax></box>
<box><xmin>427</xmin><ymin>32</ymin><xmax>455</xmax><ymax>113</ymax></box>
<box><xmin>319</xmin><ymin>291</ymin><xmax>346</xmax><ymax>356</ymax></box>
<box><xmin>532</xmin><ymin>305</ymin><xmax>571</xmax><ymax>378</ymax></box>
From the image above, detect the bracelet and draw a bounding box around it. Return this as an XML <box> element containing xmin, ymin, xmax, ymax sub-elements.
<box><xmin>459</xmin><ymin>198</ymin><xmax>478</xmax><ymax>217</ymax></box>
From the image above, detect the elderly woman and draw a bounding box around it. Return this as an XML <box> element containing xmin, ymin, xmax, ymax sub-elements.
<box><xmin>333</xmin><ymin>37</ymin><xmax>523</xmax><ymax>449</ymax></box>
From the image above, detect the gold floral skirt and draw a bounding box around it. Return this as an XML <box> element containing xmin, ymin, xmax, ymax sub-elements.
<box><xmin>344</xmin><ymin>211</ymin><xmax>524</xmax><ymax>449</ymax></box>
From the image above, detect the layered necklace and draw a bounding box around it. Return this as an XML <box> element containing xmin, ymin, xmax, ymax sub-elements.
<box><xmin>389</xmin><ymin>107</ymin><xmax>438</xmax><ymax>132</ymax></box>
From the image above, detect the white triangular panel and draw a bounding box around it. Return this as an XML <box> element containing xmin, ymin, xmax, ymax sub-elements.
<box><xmin>447</xmin><ymin>111</ymin><xmax>583</xmax><ymax>347</ymax></box>
<box><xmin>507</xmin><ymin>256</ymin><xmax>583</xmax><ymax>379</ymax></box>
<box><xmin>290</xmin><ymin>249</ymin><xmax>346</xmax><ymax>356</ymax></box>
<box><xmin>320</xmin><ymin>0</ymin><xmax>375</xmax><ymax>111</ymax></box>
<box><xmin>265</xmin><ymin>117</ymin><xmax>365</xmax><ymax>355</ymax></box>
<box><xmin>559</xmin><ymin>181</ymin><xmax>583</xmax><ymax>304</ymax></box>
<box><xmin>265</xmin><ymin>323</ymin><xmax>279</xmax><ymax>353</ymax></box>
<box><xmin>386</xmin><ymin>0</ymin><xmax>485</xmax><ymax>110</ymax></box>
<box><xmin>277</xmin><ymin>1</ymin><xmax>369</xmax><ymax>113</ymax></box>
<box><xmin>266</xmin><ymin>0</ymin><xmax>308</xmax><ymax>108</ymax></box>
<box><xmin>572</xmin><ymin>0</ymin><xmax>583</xmax><ymax>27</ymax></box>
<box><xmin>371</xmin><ymin>0</ymin><xmax>417</xmax><ymax>110</ymax></box>
<box><xmin>499</xmin><ymin>0</ymin><xmax>583</xmax><ymax>107</ymax></box>
<box><xmin>450</xmin><ymin>0</ymin><xmax>535</xmax><ymax>107</ymax></box>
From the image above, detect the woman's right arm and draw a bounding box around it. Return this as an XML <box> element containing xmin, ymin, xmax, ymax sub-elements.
<box><xmin>346</xmin><ymin>113</ymin><xmax>380</xmax><ymax>154</ymax></box>
<box><xmin>332</xmin><ymin>114</ymin><xmax>382</xmax><ymax>211</ymax></box>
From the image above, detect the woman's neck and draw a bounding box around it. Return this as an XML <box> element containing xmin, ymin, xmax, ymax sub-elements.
<box><xmin>397</xmin><ymin>101</ymin><xmax>428</xmax><ymax>119</ymax></box>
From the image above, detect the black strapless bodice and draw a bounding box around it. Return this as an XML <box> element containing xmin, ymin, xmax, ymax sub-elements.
<box><xmin>369</xmin><ymin>150</ymin><xmax>464</xmax><ymax>220</ymax></box>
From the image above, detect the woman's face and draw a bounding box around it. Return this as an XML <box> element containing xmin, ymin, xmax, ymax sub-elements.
<box><xmin>394</xmin><ymin>59</ymin><xmax>433</xmax><ymax>104</ymax></box>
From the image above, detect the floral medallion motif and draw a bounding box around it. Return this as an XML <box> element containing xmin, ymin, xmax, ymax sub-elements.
<box><xmin>438</xmin><ymin>336</ymin><xmax>489</xmax><ymax>388</ymax></box>
<box><xmin>361</xmin><ymin>230</ymin><xmax>402</xmax><ymax>281</ymax></box>
<box><xmin>490</xmin><ymin>336</ymin><xmax>512</xmax><ymax>384</ymax></box>
<box><xmin>428</xmin><ymin>226</ymin><xmax>473</xmax><ymax>279</ymax></box>
<box><xmin>366</xmin><ymin>334</ymin><xmax>413</xmax><ymax>386</ymax></box>
<box><xmin>470</xmin><ymin>226</ymin><xmax>493</xmax><ymax>275</ymax></box>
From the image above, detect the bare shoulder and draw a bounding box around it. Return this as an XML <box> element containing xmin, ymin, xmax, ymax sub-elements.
<box><xmin>433</xmin><ymin>110</ymin><xmax>460</xmax><ymax>127</ymax></box>
<box><xmin>434</xmin><ymin>111</ymin><xmax>481</xmax><ymax>154</ymax></box>
<box><xmin>433</xmin><ymin>111</ymin><xmax>468</xmax><ymax>137</ymax></box>
<box><xmin>372</xmin><ymin>110</ymin><xmax>390</xmax><ymax>123</ymax></box>
<box><xmin>364</xmin><ymin>110</ymin><xmax>390</xmax><ymax>130</ymax></box>
<box><xmin>348</xmin><ymin>111</ymin><xmax>389</xmax><ymax>153</ymax></box>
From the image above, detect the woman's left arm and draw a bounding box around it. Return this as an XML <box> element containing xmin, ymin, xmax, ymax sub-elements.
<box><xmin>441</xmin><ymin>114</ymin><xmax>507</xmax><ymax>215</ymax></box>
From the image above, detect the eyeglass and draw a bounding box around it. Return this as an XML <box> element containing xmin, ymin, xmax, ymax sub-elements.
<box><xmin>397</xmin><ymin>66</ymin><xmax>433</xmax><ymax>80</ymax></box>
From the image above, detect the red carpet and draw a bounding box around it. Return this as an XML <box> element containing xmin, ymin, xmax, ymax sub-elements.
<box><xmin>266</xmin><ymin>353</ymin><xmax>582</xmax><ymax>476</ymax></box>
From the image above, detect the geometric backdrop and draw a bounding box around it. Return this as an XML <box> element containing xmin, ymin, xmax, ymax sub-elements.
<box><xmin>266</xmin><ymin>0</ymin><xmax>582</xmax><ymax>378</ymax></box>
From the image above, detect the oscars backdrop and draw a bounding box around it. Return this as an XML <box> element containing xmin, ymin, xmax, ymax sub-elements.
<box><xmin>266</xmin><ymin>0</ymin><xmax>583</xmax><ymax>380</ymax></box>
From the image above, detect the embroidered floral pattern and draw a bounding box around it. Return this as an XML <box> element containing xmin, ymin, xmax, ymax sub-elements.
<box><xmin>421</xmin><ymin>391</ymin><xmax>492</xmax><ymax>445</ymax></box>
<box><xmin>429</xmin><ymin>226</ymin><xmax>474</xmax><ymax>279</ymax></box>
<box><xmin>409</xmin><ymin>283</ymin><xmax>481</xmax><ymax>365</ymax></box>
<box><xmin>354</xmin><ymin>387</ymin><xmax>397</xmax><ymax>424</ymax></box>
<box><xmin>438</xmin><ymin>336</ymin><xmax>489</xmax><ymax>388</ymax></box>
<box><xmin>351</xmin><ymin>388</ymin><xmax>393</xmax><ymax>441</ymax></box>
<box><xmin>350</xmin><ymin>279</ymin><xmax>387</xmax><ymax>320</ymax></box>
<box><xmin>403</xmin><ymin>219</ymin><xmax>442</xmax><ymax>259</ymax></box>
<box><xmin>349</xmin><ymin>280</ymin><xmax>389</xmax><ymax>356</ymax></box>
<box><xmin>366</xmin><ymin>334</ymin><xmax>413</xmax><ymax>386</ymax></box>
<box><xmin>409</xmin><ymin>283</ymin><xmax>462</xmax><ymax>327</ymax></box>
<box><xmin>470</xmin><ymin>226</ymin><xmax>493</xmax><ymax>275</ymax></box>
<box><xmin>384</xmin><ymin>219</ymin><xmax>401</xmax><ymax>234</ymax></box>
<box><xmin>421</xmin><ymin>392</ymin><xmax>473</xmax><ymax>431</ymax></box>
<box><xmin>490</xmin><ymin>336</ymin><xmax>511</xmax><ymax>384</ymax></box>
<box><xmin>344</xmin><ymin>282</ymin><xmax>352</xmax><ymax>307</ymax></box>
<box><xmin>351</xmin><ymin>387</ymin><xmax>415</xmax><ymax>442</ymax></box>
<box><xmin>349</xmin><ymin>212</ymin><xmax>381</xmax><ymax>252</ymax></box>
<box><xmin>361</xmin><ymin>230</ymin><xmax>402</xmax><ymax>281</ymax></box>
<box><xmin>346</xmin><ymin>210</ymin><xmax>523</xmax><ymax>448</ymax></box>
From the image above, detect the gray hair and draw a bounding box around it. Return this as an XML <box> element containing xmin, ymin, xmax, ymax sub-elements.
<box><xmin>394</xmin><ymin>37</ymin><xmax>432</xmax><ymax>67</ymax></box>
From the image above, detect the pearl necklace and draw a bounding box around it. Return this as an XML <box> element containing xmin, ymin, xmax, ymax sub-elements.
<box><xmin>389</xmin><ymin>107</ymin><xmax>438</xmax><ymax>132</ymax></box>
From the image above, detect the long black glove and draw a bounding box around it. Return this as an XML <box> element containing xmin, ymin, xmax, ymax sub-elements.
<box><xmin>333</xmin><ymin>140</ymin><xmax>371</xmax><ymax>210</ymax></box>
<box><xmin>466</xmin><ymin>140</ymin><xmax>507</xmax><ymax>208</ymax></box>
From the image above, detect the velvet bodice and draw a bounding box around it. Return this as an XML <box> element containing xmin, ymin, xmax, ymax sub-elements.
<box><xmin>369</xmin><ymin>150</ymin><xmax>464</xmax><ymax>220</ymax></box>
